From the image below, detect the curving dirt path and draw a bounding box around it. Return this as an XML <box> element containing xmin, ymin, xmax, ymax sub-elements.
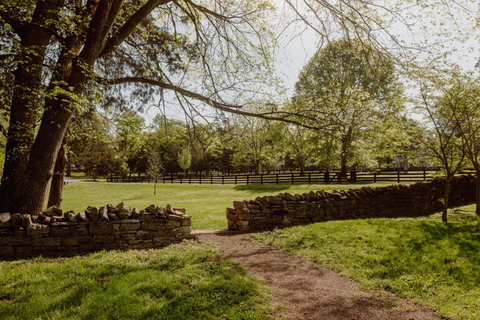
<box><xmin>196</xmin><ymin>231</ymin><xmax>445</xmax><ymax>320</ymax></box>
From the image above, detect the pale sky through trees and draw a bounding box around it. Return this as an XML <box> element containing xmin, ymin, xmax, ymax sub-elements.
<box><xmin>144</xmin><ymin>0</ymin><xmax>480</xmax><ymax>124</ymax></box>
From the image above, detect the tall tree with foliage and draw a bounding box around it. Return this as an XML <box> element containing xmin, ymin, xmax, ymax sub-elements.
<box><xmin>443</xmin><ymin>75</ymin><xmax>480</xmax><ymax>215</ymax></box>
<box><xmin>0</xmin><ymin>0</ymin><xmax>290</xmax><ymax>213</ymax></box>
<box><xmin>420</xmin><ymin>74</ymin><xmax>474</xmax><ymax>222</ymax></box>
<box><xmin>293</xmin><ymin>38</ymin><xmax>403</xmax><ymax>176</ymax></box>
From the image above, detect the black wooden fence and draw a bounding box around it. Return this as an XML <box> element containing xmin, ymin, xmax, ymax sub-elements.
<box><xmin>106</xmin><ymin>169</ymin><xmax>476</xmax><ymax>185</ymax></box>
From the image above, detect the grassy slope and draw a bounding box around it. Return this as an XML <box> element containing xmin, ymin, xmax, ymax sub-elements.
<box><xmin>0</xmin><ymin>242</ymin><xmax>271</xmax><ymax>320</ymax></box>
<box><xmin>61</xmin><ymin>181</ymin><xmax>390</xmax><ymax>230</ymax></box>
<box><xmin>256</xmin><ymin>205</ymin><xmax>480</xmax><ymax>320</ymax></box>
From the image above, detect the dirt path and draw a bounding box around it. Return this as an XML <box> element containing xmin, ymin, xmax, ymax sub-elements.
<box><xmin>197</xmin><ymin>231</ymin><xmax>444</xmax><ymax>320</ymax></box>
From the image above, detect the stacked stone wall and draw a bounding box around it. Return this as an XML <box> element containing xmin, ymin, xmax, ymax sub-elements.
<box><xmin>227</xmin><ymin>175</ymin><xmax>477</xmax><ymax>232</ymax></box>
<box><xmin>0</xmin><ymin>203</ymin><xmax>192</xmax><ymax>260</ymax></box>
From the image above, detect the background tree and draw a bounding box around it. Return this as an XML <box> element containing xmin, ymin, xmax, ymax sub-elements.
<box><xmin>420</xmin><ymin>75</ymin><xmax>472</xmax><ymax>222</ymax></box>
<box><xmin>146</xmin><ymin>152</ymin><xmax>163</xmax><ymax>195</ymax></box>
<box><xmin>177</xmin><ymin>147</ymin><xmax>192</xmax><ymax>175</ymax></box>
<box><xmin>293</xmin><ymin>38</ymin><xmax>403</xmax><ymax>177</ymax></box>
<box><xmin>446</xmin><ymin>75</ymin><xmax>480</xmax><ymax>215</ymax></box>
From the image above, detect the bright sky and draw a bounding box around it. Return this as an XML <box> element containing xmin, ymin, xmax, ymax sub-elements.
<box><xmin>145</xmin><ymin>0</ymin><xmax>480</xmax><ymax>124</ymax></box>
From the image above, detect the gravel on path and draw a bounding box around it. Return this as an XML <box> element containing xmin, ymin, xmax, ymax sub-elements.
<box><xmin>198</xmin><ymin>231</ymin><xmax>445</xmax><ymax>320</ymax></box>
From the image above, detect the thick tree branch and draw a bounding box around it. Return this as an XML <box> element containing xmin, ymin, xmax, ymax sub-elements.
<box><xmin>100</xmin><ymin>0</ymin><xmax>173</xmax><ymax>57</ymax></box>
<box><xmin>101</xmin><ymin>76</ymin><xmax>322</xmax><ymax>130</ymax></box>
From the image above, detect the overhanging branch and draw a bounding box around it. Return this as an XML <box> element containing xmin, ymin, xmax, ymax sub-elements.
<box><xmin>99</xmin><ymin>76</ymin><xmax>323</xmax><ymax>130</ymax></box>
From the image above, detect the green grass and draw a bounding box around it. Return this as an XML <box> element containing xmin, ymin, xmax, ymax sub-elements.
<box><xmin>256</xmin><ymin>205</ymin><xmax>480</xmax><ymax>320</ymax></box>
<box><xmin>61</xmin><ymin>181</ymin><xmax>392</xmax><ymax>230</ymax></box>
<box><xmin>0</xmin><ymin>242</ymin><xmax>272</xmax><ymax>320</ymax></box>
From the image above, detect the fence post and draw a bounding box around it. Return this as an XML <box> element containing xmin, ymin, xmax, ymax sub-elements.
<box><xmin>291</xmin><ymin>172</ymin><xmax>294</xmax><ymax>184</ymax></box>
<box><xmin>397</xmin><ymin>170</ymin><xmax>400</xmax><ymax>183</ymax></box>
<box><xmin>199</xmin><ymin>175</ymin><xmax>202</xmax><ymax>184</ymax></box>
<box><xmin>222</xmin><ymin>176</ymin><xmax>224</xmax><ymax>185</ymax></box>
<box><xmin>189</xmin><ymin>175</ymin><xmax>191</xmax><ymax>184</ymax></box>
<box><xmin>211</xmin><ymin>175</ymin><xmax>213</xmax><ymax>184</ymax></box>
<box><xmin>374</xmin><ymin>172</ymin><xmax>377</xmax><ymax>183</ymax></box>
<box><xmin>324</xmin><ymin>170</ymin><xmax>330</xmax><ymax>183</ymax></box>
<box><xmin>247</xmin><ymin>175</ymin><xmax>249</xmax><ymax>185</ymax></box>
<box><xmin>337</xmin><ymin>173</ymin><xmax>341</xmax><ymax>183</ymax></box>
<box><xmin>235</xmin><ymin>175</ymin><xmax>237</xmax><ymax>184</ymax></box>
<box><xmin>171</xmin><ymin>172</ymin><xmax>174</xmax><ymax>184</ymax></box>
<box><xmin>350</xmin><ymin>170</ymin><xmax>357</xmax><ymax>183</ymax></box>
<box><xmin>308</xmin><ymin>172</ymin><xmax>311</xmax><ymax>184</ymax></box>
<box><xmin>276</xmin><ymin>174</ymin><xmax>279</xmax><ymax>184</ymax></box>
<box><xmin>261</xmin><ymin>174</ymin><xmax>263</xmax><ymax>185</ymax></box>
<box><xmin>423</xmin><ymin>170</ymin><xmax>426</xmax><ymax>181</ymax></box>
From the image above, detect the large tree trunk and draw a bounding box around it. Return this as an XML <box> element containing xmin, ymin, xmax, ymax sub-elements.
<box><xmin>442</xmin><ymin>176</ymin><xmax>451</xmax><ymax>222</ymax></box>
<box><xmin>340</xmin><ymin>143</ymin><xmax>348</xmax><ymax>178</ymax></box>
<box><xmin>0</xmin><ymin>0</ymin><xmax>65</xmax><ymax>212</ymax></box>
<box><xmin>19</xmin><ymin>97</ymin><xmax>74</xmax><ymax>213</ymax></box>
<box><xmin>297</xmin><ymin>156</ymin><xmax>305</xmax><ymax>176</ymax></box>
<box><xmin>402</xmin><ymin>154</ymin><xmax>409</xmax><ymax>170</ymax></box>
<box><xmin>47</xmin><ymin>134</ymin><xmax>68</xmax><ymax>208</ymax></box>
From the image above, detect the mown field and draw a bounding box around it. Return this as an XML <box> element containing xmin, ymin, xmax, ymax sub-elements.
<box><xmin>3</xmin><ymin>180</ymin><xmax>479</xmax><ymax>319</ymax></box>
<box><xmin>60</xmin><ymin>180</ymin><xmax>390</xmax><ymax>230</ymax></box>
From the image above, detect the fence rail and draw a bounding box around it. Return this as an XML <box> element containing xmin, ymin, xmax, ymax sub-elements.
<box><xmin>106</xmin><ymin>169</ymin><xmax>476</xmax><ymax>185</ymax></box>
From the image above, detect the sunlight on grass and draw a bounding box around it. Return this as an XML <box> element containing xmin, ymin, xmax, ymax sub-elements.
<box><xmin>0</xmin><ymin>242</ymin><xmax>271</xmax><ymax>320</ymax></box>
<box><xmin>256</xmin><ymin>204</ymin><xmax>480</xmax><ymax>320</ymax></box>
<box><xmin>61</xmin><ymin>181</ymin><xmax>393</xmax><ymax>230</ymax></box>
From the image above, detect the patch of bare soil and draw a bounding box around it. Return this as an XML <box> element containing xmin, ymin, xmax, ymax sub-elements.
<box><xmin>197</xmin><ymin>231</ymin><xmax>445</xmax><ymax>320</ymax></box>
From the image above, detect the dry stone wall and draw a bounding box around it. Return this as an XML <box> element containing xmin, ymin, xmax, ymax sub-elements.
<box><xmin>0</xmin><ymin>203</ymin><xmax>192</xmax><ymax>260</ymax></box>
<box><xmin>227</xmin><ymin>175</ymin><xmax>477</xmax><ymax>232</ymax></box>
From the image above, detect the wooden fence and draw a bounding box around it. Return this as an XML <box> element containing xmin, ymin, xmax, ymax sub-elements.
<box><xmin>106</xmin><ymin>169</ymin><xmax>476</xmax><ymax>185</ymax></box>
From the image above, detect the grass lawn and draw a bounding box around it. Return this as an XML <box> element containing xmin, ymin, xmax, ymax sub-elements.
<box><xmin>256</xmin><ymin>204</ymin><xmax>480</xmax><ymax>320</ymax></box>
<box><xmin>61</xmin><ymin>181</ymin><xmax>391</xmax><ymax>230</ymax></box>
<box><xmin>0</xmin><ymin>242</ymin><xmax>272</xmax><ymax>320</ymax></box>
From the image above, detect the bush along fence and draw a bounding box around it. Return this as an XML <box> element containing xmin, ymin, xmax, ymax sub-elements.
<box><xmin>227</xmin><ymin>174</ymin><xmax>477</xmax><ymax>232</ymax></box>
<box><xmin>107</xmin><ymin>169</ymin><xmax>476</xmax><ymax>185</ymax></box>
<box><xmin>0</xmin><ymin>203</ymin><xmax>192</xmax><ymax>260</ymax></box>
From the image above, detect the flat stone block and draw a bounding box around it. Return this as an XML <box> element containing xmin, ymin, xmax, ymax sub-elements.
<box><xmin>71</xmin><ymin>225</ymin><xmax>88</xmax><ymax>236</ymax></box>
<box><xmin>79</xmin><ymin>243</ymin><xmax>101</xmax><ymax>252</ymax></box>
<box><xmin>27</xmin><ymin>224</ymin><xmax>50</xmax><ymax>237</ymax></box>
<box><xmin>135</xmin><ymin>230</ymin><xmax>153</xmax><ymax>240</ymax></box>
<box><xmin>137</xmin><ymin>215</ymin><xmax>155</xmax><ymax>223</ymax></box>
<box><xmin>52</xmin><ymin>221</ymin><xmax>77</xmax><ymax>227</ymax></box>
<box><xmin>168</xmin><ymin>215</ymin><xmax>183</xmax><ymax>222</ymax></box>
<box><xmin>141</xmin><ymin>222</ymin><xmax>158</xmax><ymax>231</ymax></box>
<box><xmin>120</xmin><ymin>233</ymin><xmax>135</xmax><ymax>241</ymax></box>
<box><xmin>0</xmin><ymin>246</ymin><xmax>14</xmax><ymax>259</ymax></box>
<box><xmin>32</xmin><ymin>237</ymin><xmax>61</xmax><ymax>247</ymax></box>
<box><xmin>15</xmin><ymin>246</ymin><xmax>32</xmax><ymax>259</ymax></box>
<box><xmin>167</xmin><ymin>220</ymin><xmax>181</xmax><ymax>228</ymax></box>
<box><xmin>90</xmin><ymin>223</ymin><xmax>113</xmax><ymax>235</ymax></box>
<box><xmin>0</xmin><ymin>236</ymin><xmax>31</xmax><ymax>246</ymax></box>
<box><xmin>121</xmin><ymin>222</ymin><xmax>140</xmax><ymax>231</ymax></box>
<box><xmin>93</xmin><ymin>235</ymin><xmax>114</xmax><ymax>243</ymax></box>
<box><xmin>62</xmin><ymin>236</ymin><xmax>92</xmax><ymax>246</ymax></box>
<box><xmin>119</xmin><ymin>219</ymin><xmax>140</xmax><ymax>224</ymax></box>
<box><xmin>177</xmin><ymin>227</ymin><xmax>190</xmax><ymax>234</ymax></box>
<box><xmin>157</xmin><ymin>229</ymin><xmax>174</xmax><ymax>237</ymax></box>
<box><xmin>50</xmin><ymin>226</ymin><xmax>71</xmax><ymax>237</ymax></box>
